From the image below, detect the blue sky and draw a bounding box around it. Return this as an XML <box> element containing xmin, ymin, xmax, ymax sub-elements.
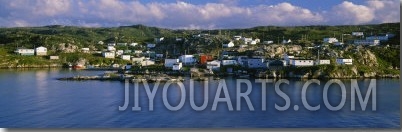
<box><xmin>0</xmin><ymin>0</ymin><xmax>399</xmax><ymax>29</ymax></box>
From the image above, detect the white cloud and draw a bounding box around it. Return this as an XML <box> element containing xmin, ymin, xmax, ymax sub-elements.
<box><xmin>0</xmin><ymin>0</ymin><xmax>399</xmax><ymax>28</ymax></box>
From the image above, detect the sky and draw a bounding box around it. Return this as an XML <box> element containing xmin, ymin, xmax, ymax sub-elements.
<box><xmin>0</xmin><ymin>0</ymin><xmax>399</xmax><ymax>29</ymax></box>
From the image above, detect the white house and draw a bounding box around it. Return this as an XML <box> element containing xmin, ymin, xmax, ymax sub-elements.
<box><xmin>315</xmin><ymin>60</ymin><xmax>331</xmax><ymax>65</ymax></box>
<box><xmin>147</xmin><ymin>43</ymin><xmax>156</xmax><ymax>48</ymax></box>
<box><xmin>336</xmin><ymin>58</ymin><xmax>353</xmax><ymax>65</ymax></box>
<box><xmin>242</xmin><ymin>37</ymin><xmax>253</xmax><ymax>44</ymax></box>
<box><xmin>121</xmin><ymin>55</ymin><xmax>131</xmax><ymax>60</ymax></box>
<box><xmin>354</xmin><ymin>39</ymin><xmax>380</xmax><ymax>46</ymax></box>
<box><xmin>207</xmin><ymin>60</ymin><xmax>221</xmax><ymax>71</ymax></box>
<box><xmin>132</xmin><ymin>57</ymin><xmax>155</xmax><ymax>66</ymax></box>
<box><xmin>179</xmin><ymin>55</ymin><xmax>196</xmax><ymax>65</ymax></box>
<box><xmin>223</xmin><ymin>41</ymin><xmax>234</xmax><ymax>48</ymax></box>
<box><xmin>250</xmin><ymin>40</ymin><xmax>257</xmax><ymax>45</ymax></box>
<box><xmin>352</xmin><ymin>32</ymin><xmax>364</xmax><ymax>36</ymax></box>
<box><xmin>108</xmin><ymin>43</ymin><xmax>116</xmax><ymax>46</ymax></box>
<box><xmin>164</xmin><ymin>59</ymin><xmax>179</xmax><ymax>68</ymax></box>
<box><xmin>247</xmin><ymin>58</ymin><xmax>265</xmax><ymax>68</ymax></box>
<box><xmin>117</xmin><ymin>43</ymin><xmax>127</xmax><ymax>46</ymax></box>
<box><xmin>233</xmin><ymin>36</ymin><xmax>242</xmax><ymax>40</ymax></box>
<box><xmin>116</xmin><ymin>50</ymin><xmax>124</xmax><ymax>56</ymax></box>
<box><xmin>132</xmin><ymin>57</ymin><xmax>146</xmax><ymax>63</ymax></box>
<box><xmin>154</xmin><ymin>37</ymin><xmax>164</xmax><ymax>43</ymax></box>
<box><xmin>323</xmin><ymin>38</ymin><xmax>339</xmax><ymax>43</ymax></box>
<box><xmin>221</xmin><ymin>60</ymin><xmax>237</xmax><ymax>66</ymax></box>
<box><xmin>35</xmin><ymin>46</ymin><xmax>47</xmax><ymax>56</ymax></box>
<box><xmin>263</xmin><ymin>41</ymin><xmax>274</xmax><ymax>44</ymax></box>
<box><xmin>282</xmin><ymin>39</ymin><xmax>291</xmax><ymax>44</ymax></box>
<box><xmin>172</xmin><ymin>62</ymin><xmax>182</xmax><ymax>70</ymax></box>
<box><xmin>107</xmin><ymin>46</ymin><xmax>116</xmax><ymax>51</ymax></box>
<box><xmin>129</xmin><ymin>43</ymin><xmax>138</xmax><ymax>47</ymax></box>
<box><xmin>15</xmin><ymin>48</ymin><xmax>34</xmax><ymax>56</ymax></box>
<box><xmin>102</xmin><ymin>52</ymin><xmax>115</xmax><ymax>58</ymax></box>
<box><xmin>81</xmin><ymin>48</ymin><xmax>90</xmax><ymax>53</ymax></box>
<box><xmin>290</xmin><ymin>60</ymin><xmax>314</xmax><ymax>67</ymax></box>
<box><xmin>141</xmin><ymin>59</ymin><xmax>155</xmax><ymax>66</ymax></box>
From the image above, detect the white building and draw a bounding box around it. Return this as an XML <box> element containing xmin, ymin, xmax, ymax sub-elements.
<box><xmin>233</xmin><ymin>36</ymin><xmax>242</xmax><ymax>40</ymax></box>
<box><xmin>121</xmin><ymin>55</ymin><xmax>131</xmax><ymax>60</ymax></box>
<box><xmin>164</xmin><ymin>59</ymin><xmax>179</xmax><ymax>68</ymax></box>
<box><xmin>107</xmin><ymin>46</ymin><xmax>116</xmax><ymax>51</ymax></box>
<box><xmin>223</xmin><ymin>41</ymin><xmax>234</xmax><ymax>48</ymax></box>
<box><xmin>354</xmin><ymin>39</ymin><xmax>380</xmax><ymax>46</ymax></box>
<box><xmin>290</xmin><ymin>60</ymin><xmax>314</xmax><ymax>67</ymax></box>
<box><xmin>207</xmin><ymin>60</ymin><xmax>221</xmax><ymax>71</ymax></box>
<box><xmin>315</xmin><ymin>60</ymin><xmax>331</xmax><ymax>65</ymax></box>
<box><xmin>323</xmin><ymin>38</ymin><xmax>339</xmax><ymax>43</ymax></box>
<box><xmin>250</xmin><ymin>40</ymin><xmax>258</xmax><ymax>45</ymax></box>
<box><xmin>102</xmin><ymin>52</ymin><xmax>115</xmax><ymax>58</ymax></box>
<box><xmin>129</xmin><ymin>43</ymin><xmax>138</xmax><ymax>47</ymax></box>
<box><xmin>117</xmin><ymin>43</ymin><xmax>127</xmax><ymax>46</ymax></box>
<box><xmin>141</xmin><ymin>59</ymin><xmax>155</xmax><ymax>66</ymax></box>
<box><xmin>13</xmin><ymin>48</ymin><xmax>32</xmax><ymax>55</ymax></box>
<box><xmin>35</xmin><ymin>46</ymin><xmax>47</xmax><ymax>56</ymax></box>
<box><xmin>172</xmin><ymin>62</ymin><xmax>182</xmax><ymax>70</ymax></box>
<box><xmin>242</xmin><ymin>37</ymin><xmax>253</xmax><ymax>44</ymax></box>
<box><xmin>179</xmin><ymin>55</ymin><xmax>196</xmax><ymax>65</ymax></box>
<box><xmin>263</xmin><ymin>41</ymin><xmax>274</xmax><ymax>44</ymax></box>
<box><xmin>132</xmin><ymin>57</ymin><xmax>146</xmax><ymax>63</ymax></box>
<box><xmin>116</xmin><ymin>50</ymin><xmax>124</xmax><ymax>56</ymax></box>
<box><xmin>154</xmin><ymin>37</ymin><xmax>164</xmax><ymax>43</ymax></box>
<box><xmin>247</xmin><ymin>58</ymin><xmax>265</xmax><ymax>68</ymax></box>
<box><xmin>108</xmin><ymin>43</ymin><xmax>116</xmax><ymax>46</ymax></box>
<box><xmin>221</xmin><ymin>60</ymin><xmax>237</xmax><ymax>66</ymax></box>
<box><xmin>336</xmin><ymin>58</ymin><xmax>353</xmax><ymax>65</ymax></box>
<box><xmin>81</xmin><ymin>48</ymin><xmax>90</xmax><ymax>53</ymax></box>
<box><xmin>352</xmin><ymin>32</ymin><xmax>364</xmax><ymax>36</ymax></box>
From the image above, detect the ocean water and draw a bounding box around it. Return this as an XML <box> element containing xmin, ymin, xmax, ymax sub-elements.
<box><xmin>0</xmin><ymin>69</ymin><xmax>399</xmax><ymax>128</ymax></box>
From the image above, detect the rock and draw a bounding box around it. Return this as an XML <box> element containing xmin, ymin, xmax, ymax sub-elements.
<box><xmin>57</xmin><ymin>43</ymin><xmax>78</xmax><ymax>53</ymax></box>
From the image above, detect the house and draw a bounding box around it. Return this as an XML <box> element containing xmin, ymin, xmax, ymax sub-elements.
<box><xmin>354</xmin><ymin>39</ymin><xmax>380</xmax><ymax>46</ymax></box>
<box><xmin>35</xmin><ymin>46</ymin><xmax>47</xmax><ymax>56</ymax></box>
<box><xmin>290</xmin><ymin>60</ymin><xmax>314</xmax><ymax>67</ymax></box>
<box><xmin>108</xmin><ymin>43</ymin><xmax>116</xmax><ymax>46</ymax></box>
<box><xmin>282</xmin><ymin>39</ymin><xmax>291</xmax><ymax>44</ymax></box>
<box><xmin>125</xmin><ymin>63</ymin><xmax>133</xmax><ymax>70</ymax></box>
<box><xmin>352</xmin><ymin>32</ymin><xmax>364</xmax><ymax>36</ymax></box>
<box><xmin>207</xmin><ymin>60</ymin><xmax>221</xmax><ymax>71</ymax></box>
<box><xmin>81</xmin><ymin>48</ymin><xmax>90</xmax><ymax>53</ymax></box>
<box><xmin>102</xmin><ymin>52</ymin><xmax>115</xmax><ymax>58</ymax></box>
<box><xmin>15</xmin><ymin>48</ymin><xmax>35</xmax><ymax>56</ymax></box>
<box><xmin>107</xmin><ymin>46</ymin><xmax>116</xmax><ymax>51</ymax></box>
<box><xmin>250</xmin><ymin>40</ymin><xmax>257</xmax><ymax>45</ymax></box>
<box><xmin>336</xmin><ymin>58</ymin><xmax>353</xmax><ymax>65</ymax></box>
<box><xmin>221</xmin><ymin>59</ymin><xmax>237</xmax><ymax>66</ymax></box>
<box><xmin>233</xmin><ymin>36</ymin><xmax>242</xmax><ymax>40</ymax></box>
<box><xmin>147</xmin><ymin>43</ymin><xmax>156</xmax><ymax>48</ymax></box>
<box><xmin>121</xmin><ymin>55</ymin><xmax>131</xmax><ymax>61</ymax></box>
<box><xmin>116</xmin><ymin>50</ymin><xmax>124</xmax><ymax>56</ymax></box>
<box><xmin>223</xmin><ymin>41</ymin><xmax>234</xmax><ymax>48</ymax></box>
<box><xmin>124</xmin><ymin>50</ymin><xmax>132</xmax><ymax>54</ymax></box>
<box><xmin>164</xmin><ymin>59</ymin><xmax>179</xmax><ymax>68</ymax></box>
<box><xmin>179</xmin><ymin>55</ymin><xmax>196</xmax><ymax>65</ymax></box>
<box><xmin>132</xmin><ymin>57</ymin><xmax>146</xmax><ymax>64</ymax></box>
<box><xmin>221</xmin><ymin>51</ymin><xmax>238</xmax><ymax>59</ymax></box>
<box><xmin>176</xmin><ymin>38</ymin><xmax>183</xmax><ymax>41</ymax></box>
<box><xmin>172</xmin><ymin>62</ymin><xmax>182</xmax><ymax>70</ymax></box>
<box><xmin>315</xmin><ymin>60</ymin><xmax>331</xmax><ymax>65</ymax></box>
<box><xmin>366</xmin><ymin>35</ymin><xmax>391</xmax><ymax>41</ymax></box>
<box><xmin>247</xmin><ymin>58</ymin><xmax>265</xmax><ymax>69</ymax></box>
<box><xmin>323</xmin><ymin>38</ymin><xmax>339</xmax><ymax>43</ymax></box>
<box><xmin>263</xmin><ymin>41</ymin><xmax>274</xmax><ymax>44</ymax></box>
<box><xmin>242</xmin><ymin>37</ymin><xmax>253</xmax><ymax>44</ymax></box>
<box><xmin>237</xmin><ymin>56</ymin><xmax>248</xmax><ymax>67</ymax></box>
<box><xmin>199</xmin><ymin>55</ymin><xmax>213</xmax><ymax>65</ymax></box>
<box><xmin>154</xmin><ymin>37</ymin><xmax>164</xmax><ymax>43</ymax></box>
<box><xmin>141</xmin><ymin>59</ymin><xmax>155</xmax><ymax>66</ymax></box>
<box><xmin>129</xmin><ymin>43</ymin><xmax>138</xmax><ymax>47</ymax></box>
<box><xmin>49</xmin><ymin>56</ymin><xmax>59</xmax><ymax>60</ymax></box>
<box><xmin>334</xmin><ymin>42</ymin><xmax>344</xmax><ymax>46</ymax></box>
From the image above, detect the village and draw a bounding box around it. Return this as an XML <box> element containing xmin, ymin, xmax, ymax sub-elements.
<box><xmin>12</xmin><ymin>29</ymin><xmax>397</xmax><ymax>79</ymax></box>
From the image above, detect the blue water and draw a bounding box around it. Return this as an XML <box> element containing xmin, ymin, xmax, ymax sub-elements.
<box><xmin>0</xmin><ymin>69</ymin><xmax>399</xmax><ymax>128</ymax></box>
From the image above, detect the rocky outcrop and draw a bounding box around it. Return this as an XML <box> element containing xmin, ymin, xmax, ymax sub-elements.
<box><xmin>57</xmin><ymin>43</ymin><xmax>78</xmax><ymax>53</ymax></box>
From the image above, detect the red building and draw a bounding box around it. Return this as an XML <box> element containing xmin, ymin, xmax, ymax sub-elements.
<box><xmin>200</xmin><ymin>55</ymin><xmax>213</xmax><ymax>64</ymax></box>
